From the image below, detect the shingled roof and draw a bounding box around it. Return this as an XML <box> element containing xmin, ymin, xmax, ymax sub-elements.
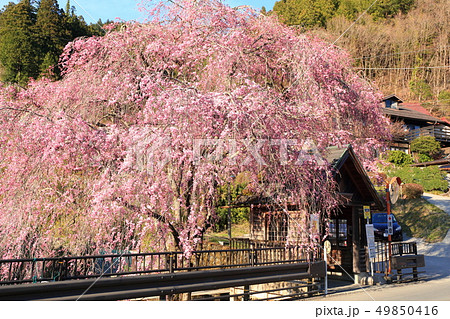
<box><xmin>381</xmin><ymin>95</ymin><xmax>449</xmax><ymax>126</ymax></box>
<box><xmin>382</xmin><ymin>106</ymin><xmax>448</xmax><ymax>124</ymax></box>
<box><xmin>232</xmin><ymin>145</ymin><xmax>385</xmax><ymax>210</ymax></box>
<box><xmin>324</xmin><ymin>145</ymin><xmax>351</xmax><ymax>170</ymax></box>
<box><xmin>325</xmin><ymin>145</ymin><xmax>385</xmax><ymax>209</ymax></box>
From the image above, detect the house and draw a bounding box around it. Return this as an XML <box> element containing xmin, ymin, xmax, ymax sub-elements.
<box><xmin>381</xmin><ymin>95</ymin><xmax>450</xmax><ymax>152</ymax></box>
<box><xmin>234</xmin><ymin>145</ymin><xmax>385</xmax><ymax>279</ymax></box>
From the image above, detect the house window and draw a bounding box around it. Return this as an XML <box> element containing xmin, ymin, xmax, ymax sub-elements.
<box><xmin>328</xmin><ymin>220</ymin><xmax>337</xmax><ymax>245</ymax></box>
<box><xmin>328</xmin><ymin>219</ymin><xmax>347</xmax><ymax>247</ymax></box>
<box><xmin>338</xmin><ymin>219</ymin><xmax>348</xmax><ymax>247</ymax></box>
<box><xmin>385</xmin><ymin>100</ymin><xmax>398</xmax><ymax>109</ymax></box>
<box><xmin>267</xmin><ymin>213</ymin><xmax>288</xmax><ymax>241</ymax></box>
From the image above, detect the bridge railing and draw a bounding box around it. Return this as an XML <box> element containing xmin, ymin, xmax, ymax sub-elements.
<box><xmin>0</xmin><ymin>244</ymin><xmax>320</xmax><ymax>285</ymax></box>
<box><xmin>0</xmin><ymin>261</ymin><xmax>327</xmax><ymax>301</ymax></box>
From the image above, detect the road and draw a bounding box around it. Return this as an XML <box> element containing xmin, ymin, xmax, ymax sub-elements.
<box><xmin>310</xmin><ymin>193</ymin><xmax>450</xmax><ymax>301</ymax></box>
<box><xmin>311</xmin><ymin>278</ymin><xmax>450</xmax><ymax>301</ymax></box>
<box><xmin>423</xmin><ymin>192</ymin><xmax>450</xmax><ymax>215</ymax></box>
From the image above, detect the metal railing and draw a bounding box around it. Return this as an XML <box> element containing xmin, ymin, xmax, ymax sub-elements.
<box><xmin>0</xmin><ymin>261</ymin><xmax>326</xmax><ymax>301</ymax></box>
<box><xmin>230</xmin><ymin>238</ymin><xmax>291</xmax><ymax>249</ymax></box>
<box><xmin>0</xmin><ymin>245</ymin><xmax>319</xmax><ymax>285</ymax></box>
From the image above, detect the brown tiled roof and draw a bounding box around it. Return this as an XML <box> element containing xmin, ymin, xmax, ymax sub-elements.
<box><xmin>324</xmin><ymin>145</ymin><xmax>350</xmax><ymax>169</ymax></box>
<box><xmin>401</xmin><ymin>103</ymin><xmax>434</xmax><ymax>117</ymax></box>
<box><xmin>232</xmin><ymin>146</ymin><xmax>385</xmax><ymax>210</ymax></box>
<box><xmin>441</xmin><ymin>117</ymin><xmax>450</xmax><ymax>125</ymax></box>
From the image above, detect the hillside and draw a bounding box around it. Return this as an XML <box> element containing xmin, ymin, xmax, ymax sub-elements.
<box><xmin>273</xmin><ymin>0</ymin><xmax>449</xmax><ymax>108</ymax></box>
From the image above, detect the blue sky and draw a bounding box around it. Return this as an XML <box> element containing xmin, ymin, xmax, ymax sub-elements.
<box><xmin>0</xmin><ymin>1</ymin><xmax>278</xmax><ymax>24</ymax></box>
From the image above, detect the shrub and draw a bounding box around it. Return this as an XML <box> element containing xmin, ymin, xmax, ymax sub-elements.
<box><xmin>215</xmin><ymin>207</ymin><xmax>249</xmax><ymax>230</ymax></box>
<box><xmin>215</xmin><ymin>182</ymin><xmax>250</xmax><ymax>231</ymax></box>
<box><xmin>387</xmin><ymin>150</ymin><xmax>413</xmax><ymax>166</ymax></box>
<box><xmin>386</xmin><ymin>165</ymin><xmax>448</xmax><ymax>192</ymax></box>
<box><xmin>402</xmin><ymin>183</ymin><xmax>424</xmax><ymax>199</ymax></box>
<box><xmin>417</xmin><ymin>153</ymin><xmax>432</xmax><ymax>163</ymax></box>
<box><xmin>410</xmin><ymin>136</ymin><xmax>441</xmax><ymax>159</ymax></box>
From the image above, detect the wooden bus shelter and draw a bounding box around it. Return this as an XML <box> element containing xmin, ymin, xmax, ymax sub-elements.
<box><xmin>239</xmin><ymin>145</ymin><xmax>385</xmax><ymax>280</ymax></box>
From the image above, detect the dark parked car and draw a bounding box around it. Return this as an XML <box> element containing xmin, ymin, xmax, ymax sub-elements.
<box><xmin>371</xmin><ymin>212</ymin><xmax>403</xmax><ymax>242</ymax></box>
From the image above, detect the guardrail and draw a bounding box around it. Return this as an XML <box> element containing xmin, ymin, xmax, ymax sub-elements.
<box><xmin>0</xmin><ymin>245</ymin><xmax>318</xmax><ymax>285</ymax></box>
<box><xmin>0</xmin><ymin>261</ymin><xmax>326</xmax><ymax>301</ymax></box>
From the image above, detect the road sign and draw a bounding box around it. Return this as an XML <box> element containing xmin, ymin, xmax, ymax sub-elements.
<box><xmin>363</xmin><ymin>206</ymin><xmax>371</xmax><ymax>219</ymax></box>
<box><xmin>387</xmin><ymin>215</ymin><xmax>394</xmax><ymax>235</ymax></box>
<box><xmin>389</xmin><ymin>177</ymin><xmax>402</xmax><ymax>204</ymax></box>
<box><xmin>365</xmin><ymin>224</ymin><xmax>376</xmax><ymax>259</ymax></box>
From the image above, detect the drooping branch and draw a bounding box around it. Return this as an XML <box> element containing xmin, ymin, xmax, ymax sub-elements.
<box><xmin>0</xmin><ymin>0</ymin><xmax>390</xmax><ymax>259</ymax></box>
<box><xmin>122</xmin><ymin>201</ymin><xmax>181</xmax><ymax>249</ymax></box>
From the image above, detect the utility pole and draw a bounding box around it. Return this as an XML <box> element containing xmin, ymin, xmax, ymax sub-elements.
<box><xmin>386</xmin><ymin>182</ymin><xmax>392</xmax><ymax>274</ymax></box>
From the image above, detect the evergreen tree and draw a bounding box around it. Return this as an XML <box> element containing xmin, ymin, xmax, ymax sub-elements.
<box><xmin>337</xmin><ymin>0</ymin><xmax>416</xmax><ymax>20</ymax></box>
<box><xmin>0</xmin><ymin>0</ymin><xmax>103</xmax><ymax>84</ymax></box>
<box><xmin>273</xmin><ymin>0</ymin><xmax>338</xmax><ymax>28</ymax></box>
<box><xmin>0</xmin><ymin>0</ymin><xmax>39</xmax><ymax>84</ymax></box>
<box><xmin>273</xmin><ymin>0</ymin><xmax>416</xmax><ymax>28</ymax></box>
<box><xmin>368</xmin><ymin>0</ymin><xmax>416</xmax><ymax>20</ymax></box>
<box><xmin>64</xmin><ymin>1</ymin><xmax>103</xmax><ymax>39</ymax></box>
<box><xmin>35</xmin><ymin>0</ymin><xmax>69</xmax><ymax>76</ymax></box>
<box><xmin>88</xmin><ymin>19</ymin><xmax>109</xmax><ymax>36</ymax></box>
<box><xmin>65</xmin><ymin>0</ymin><xmax>72</xmax><ymax>17</ymax></box>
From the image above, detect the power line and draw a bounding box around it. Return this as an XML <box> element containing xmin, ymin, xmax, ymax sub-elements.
<box><xmin>354</xmin><ymin>66</ymin><xmax>450</xmax><ymax>70</ymax></box>
<box><xmin>71</xmin><ymin>0</ymin><xmax>100</xmax><ymax>25</ymax></box>
<box><xmin>353</xmin><ymin>45</ymin><xmax>450</xmax><ymax>61</ymax></box>
<box><xmin>280</xmin><ymin>0</ymin><xmax>380</xmax><ymax>98</ymax></box>
<box><xmin>330</xmin><ymin>0</ymin><xmax>380</xmax><ymax>47</ymax></box>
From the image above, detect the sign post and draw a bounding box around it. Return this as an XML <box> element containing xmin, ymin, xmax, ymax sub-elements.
<box><xmin>363</xmin><ymin>205</ymin><xmax>374</xmax><ymax>276</ymax></box>
<box><xmin>323</xmin><ymin>240</ymin><xmax>331</xmax><ymax>295</ymax></box>
<box><xmin>387</xmin><ymin>215</ymin><xmax>394</xmax><ymax>236</ymax></box>
<box><xmin>386</xmin><ymin>177</ymin><xmax>401</xmax><ymax>274</ymax></box>
<box><xmin>365</xmin><ymin>224</ymin><xmax>376</xmax><ymax>277</ymax></box>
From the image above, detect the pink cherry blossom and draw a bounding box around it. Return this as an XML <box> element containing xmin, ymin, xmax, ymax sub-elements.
<box><xmin>0</xmin><ymin>0</ymin><xmax>390</xmax><ymax>260</ymax></box>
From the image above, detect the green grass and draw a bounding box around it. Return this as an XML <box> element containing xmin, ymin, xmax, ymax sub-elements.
<box><xmin>204</xmin><ymin>221</ymin><xmax>250</xmax><ymax>245</ymax></box>
<box><xmin>392</xmin><ymin>198</ymin><xmax>450</xmax><ymax>243</ymax></box>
